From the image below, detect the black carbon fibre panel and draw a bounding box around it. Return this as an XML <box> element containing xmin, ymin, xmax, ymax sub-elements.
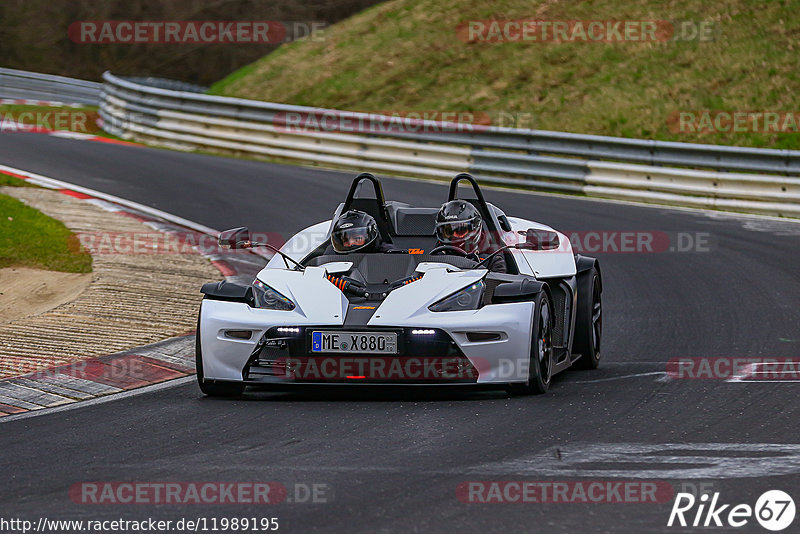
<box><xmin>306</xmin><ymin>253</ymin><xmax>479</xmax><ymax>283</ymax></box>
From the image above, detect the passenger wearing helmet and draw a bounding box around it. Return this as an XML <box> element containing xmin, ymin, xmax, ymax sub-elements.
<box><xmin>435</xmin><ymin>200</ymin><xmax>507</xmax><ymax>273</ymax></box>
<box><xmin>331</xmin><ymin>210</ymin><xmax>397</xmax><ymax>253</ymax></box>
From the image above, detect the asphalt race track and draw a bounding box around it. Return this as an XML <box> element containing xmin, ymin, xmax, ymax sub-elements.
<box><xmin>1</xmin><ymin>132</ymin><xmax>799</xmax><ymax>533</ymax></box>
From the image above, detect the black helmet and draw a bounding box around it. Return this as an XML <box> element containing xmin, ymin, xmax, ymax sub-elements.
<box><xmin>435</xmin><ymin>200</ymin><xmax>482</xmax><ymax>251</ymax></box>
<box><xmin>331</xmin><ymin>210</ymin><xmax>379</xmax><ymax>253</ymax></box>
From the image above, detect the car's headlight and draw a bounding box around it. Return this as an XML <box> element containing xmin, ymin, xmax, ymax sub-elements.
<box><xmin>252</xmin><ymin>280</ymin><xmax>295</xmax><ymax>311</ymax></box>
<box><xmin>429</xmin><ymin>281</ymin><xmax>485</xmax><ymax>312</ymax></box>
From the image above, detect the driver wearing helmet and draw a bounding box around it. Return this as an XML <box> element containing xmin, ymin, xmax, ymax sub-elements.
<box><xmin>331</xmin><ymin>209</ymin><xmax>397</xmax><ymax>253</ymax></box>
<box><xmin>434</xmin><ymin>200</ymin><xmax>507</xmax><ymax>273</ymax></box>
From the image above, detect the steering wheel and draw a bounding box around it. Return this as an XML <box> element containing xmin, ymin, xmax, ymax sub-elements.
<box><xmin>429</xmin><ymin>244</ymin><xmax>468</xmax><ymax>256</ymax></box>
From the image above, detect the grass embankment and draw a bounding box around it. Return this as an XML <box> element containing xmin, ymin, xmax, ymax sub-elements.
<box><xmin>0</xmin><ymin>104</ymin><xmax>103</xmax><ymax>135</ymax></box>
<box><xmin>0</xmin><ymin>173</ymin><xmax>34</xmax><ymax>188</ymax></box>
<box><xmin>0</xmin><ymin>176</ymin><xmax>92</xmax><ymax>273</ymax></box>
<box><xmin>210</xmin><ymin>0</ymin><xmax>800</xmax><ymax>149</ymax></box>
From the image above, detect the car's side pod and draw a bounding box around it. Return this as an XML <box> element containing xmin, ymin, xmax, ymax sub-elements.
<box><xmin>491</xmin><ymin>278</ymin><xmax>546</xmax><ymax>304</ymax></box>
<box><xmin>200</xmin><ymin>281</ymin><xmax>254</xmax><ymax>305</ymax></box>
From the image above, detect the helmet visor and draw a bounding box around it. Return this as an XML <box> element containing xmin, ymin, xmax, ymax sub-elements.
<box><xmin>331</xmin><ymin>226</ymin><xmax>377</xmax><ymax>252</ymax></box>
<box><xmin>435</xmin><ymin>219</ymin><xmax>481</xmax><ymax>244</ymax></box>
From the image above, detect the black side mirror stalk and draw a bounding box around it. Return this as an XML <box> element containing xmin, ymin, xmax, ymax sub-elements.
<box><xmin>218</xmin><ymin>227</ymin><xmax>251</xmax><ymax>249</ymax></box>
<box><xmin>218</xmin><ymin>227</ymin><xmax>305</xmax><ymax>271</ymax></box>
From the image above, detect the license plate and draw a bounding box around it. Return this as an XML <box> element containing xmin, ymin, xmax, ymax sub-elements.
<box><xmin>311</xmin><ymin>331</ymin><xmax>398</xmax><ymax>354</ymax></box>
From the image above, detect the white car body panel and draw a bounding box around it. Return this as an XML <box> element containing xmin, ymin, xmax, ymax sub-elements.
<box><xmin>265</xmin><ymin>221</ymin><xmax>330</xmax><ymax>269</ymax></box>
<box><xmin>370</xmin><ymin>267</ymin><xmax>486</xmax><ymax>322</ymax></box>
<box><xmin>506</xmin><ymin>216</ymin><xmax>577</xmax><ymax>278</ymax></box>
<box><xmin>200</xmin><ymin>295</ymin><xmax>534</xmax><ymax>384</ymax></box>
<box><xmin>200</xmin><ymin>267</ymin><xmax>349</xmax><ymax>380</ymax></box>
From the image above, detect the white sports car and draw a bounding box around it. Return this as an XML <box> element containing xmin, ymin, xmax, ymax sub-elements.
<box><xmin>196</xmin><ymin>173</ymin><xmax>602</xmax><ymax>396</ymax></box>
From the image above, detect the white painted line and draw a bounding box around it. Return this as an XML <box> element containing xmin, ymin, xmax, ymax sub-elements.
<box><xmin>728</xmin><ymin>362</ymin><xmax>757</xmax><ymax>382</ymax></box>
<box><xmin>48</xmin><ymin>131</ymin><xmax>96</xmax><ymax>140</ymax></box>
<box><xmin>573</xmin><ymin>371</ymin><xmax>667</xmax><ymax>384</ymax></box>
<box><xmin>725</xmin><ymin>362</ymin><xmax>800</xmax><ymax>382</ymax></box>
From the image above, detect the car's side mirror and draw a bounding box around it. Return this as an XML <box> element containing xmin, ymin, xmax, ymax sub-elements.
<box><xmin>218</xmin><ymin>227</ymin><xmax>250</xmax><ymax>249</ymax></box>
<box><xmin>518</xmin><ymin>229</ymin><xmax>560</xmax><ymax>250</ymax></box>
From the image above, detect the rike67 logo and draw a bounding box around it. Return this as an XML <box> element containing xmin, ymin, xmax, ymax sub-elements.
<box><xmin>668</xmin><ymin>490</ymin><xmax>795</xmax><ymax>531</ymax></box>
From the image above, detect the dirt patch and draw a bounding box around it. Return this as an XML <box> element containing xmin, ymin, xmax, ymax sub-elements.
<box><xmin>0</xmin><ymin>267</ymin><xmax>92</xmax><ymax>323</ymax></box>
<box><xmin>0</xmin><ymin>187</ymin><xmax>221</xmax><ymax>379</ymax></box>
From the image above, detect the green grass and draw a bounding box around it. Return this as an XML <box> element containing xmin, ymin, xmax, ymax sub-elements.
<box><xmin>0</xmin><ymin>104</ymin><xmax>97</xmax><ymax>113</ymax></box>
<box><xmin>0</xmin><ymin>172</ymin><xmax>35</xmax><ymax>187</ymax></box>
<box><xmin>0</xmin><ymin>194</ymin><xmax>92</xmax><ymax>273</ymax></box>
<box><xmin>210</xmin><ymin>0</ymin><xmax>800</xmax><ymax>149</ymax></box>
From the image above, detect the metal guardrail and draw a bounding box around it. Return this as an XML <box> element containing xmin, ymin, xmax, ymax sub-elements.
<box><xmin>123</xmin><ymin>77</ymin><xmax>208</xmax><ymax>94</ymax></box>
<box><xmin>0</xmin><ymin>69</ymin><xmax>208</xmax><ymax>106</ymax></box>
<box><xmin>9</xmin><ymin>67</ymin><xmax>793</xmax><ymax>216</ymax></box>
<box><xmin>13</xmin><ymin>68</ymin><xmax>796</xmax><ymax>218</ymax></box>
<box><xmin>100</xmin><ymin>71</ymin><xmax>800</xmax><ymax>217</ymax></box>
<box><xmin>0</xmin><ymin>68</ymin><xmax>101</xmax><ymax>106</ymax></box>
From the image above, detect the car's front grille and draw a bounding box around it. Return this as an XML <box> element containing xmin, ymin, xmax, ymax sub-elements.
<box><xmin>243</xmin><ymin>326</ymin><xmax>478</xmax><ymax>383</ymax></box>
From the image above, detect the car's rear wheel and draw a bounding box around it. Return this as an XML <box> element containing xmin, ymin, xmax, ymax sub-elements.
<box><xmin>509</xmin><ymin>292</ymin><xmax>553</xmax><ymax>395</ymax></box>
<box><xmin>573</xmin><ymin>267</ymin><xmax>602</xmax><ymax>370</ymax></box>
<box><xmin>196</xmin><ymin>313</ymin><xmax>246</xmax><ymax>397</ymax></box>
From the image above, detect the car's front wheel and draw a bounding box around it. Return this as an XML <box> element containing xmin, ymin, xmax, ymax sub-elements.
<box><xmin>509</xmin><ymin>291</ymin><xmax>553</xmax><ymax>395</ymax></box>
<box><xmin>573</xmin><ymin>266</ymin><xmax>602</xmax><ymax>370</ymax></box>
<box><xmin>196</xmin><ymin>313</ymin><xmax>246</xmax><ymax>397</ymax></box>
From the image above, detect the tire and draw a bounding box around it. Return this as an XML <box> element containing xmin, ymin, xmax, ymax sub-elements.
<box><xmin>196</xmin><ymin>312</ymin><xmax>246</xmax><ymax>397</ymax></box>
<box><xmin>509</xmin><ymin>291</ymin><xmax>554</xmax><ymax>395</ymax></box>
<box><xmin>573</xmin><ymin>266</ymin><xmax>602</xmax><ymax>370</ymax></box>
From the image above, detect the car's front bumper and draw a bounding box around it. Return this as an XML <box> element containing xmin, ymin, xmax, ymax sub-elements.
<box><xmin>243</xmin><ymin>326</ymin><xmax>478</xmax><ymax>384</ymax></box>
<box><xmin>199</xmin><ymin>299</ymin><xmax>535</xmax><ymax>385</ymax></box>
